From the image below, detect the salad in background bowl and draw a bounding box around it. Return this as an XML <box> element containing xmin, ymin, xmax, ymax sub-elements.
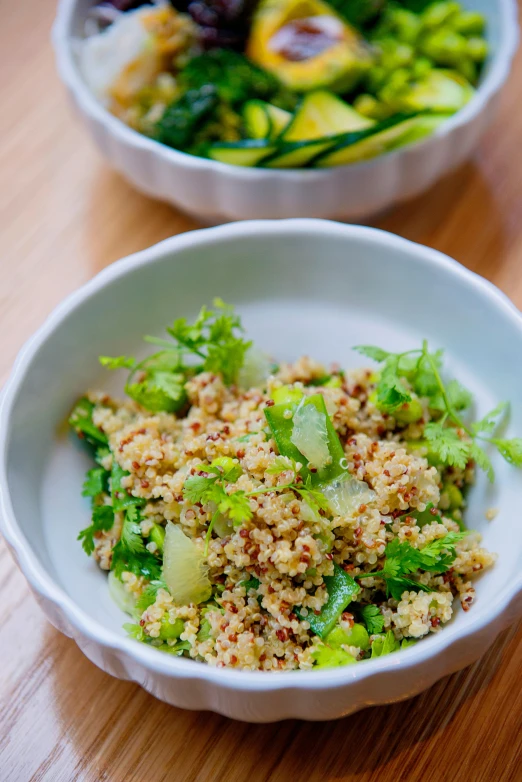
<box><xmin>53</xmin><ymin>0</ymin><xmax>517</xmax><ymax>220</ymax></box>
<box><xmin>78</xmin><ymin>0</ymin><xmax>487</xmax><ymax>168</ymax></box>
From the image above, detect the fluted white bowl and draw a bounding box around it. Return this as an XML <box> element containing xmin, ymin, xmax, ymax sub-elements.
<box><xmin>1</xmin><ymin>220</ymin><xmax>522</xmax><ymax>721</ymax></box>
<box><xmin>52</xmin><ymin>0</ymin><xmax>518</xmax><ymax>222</ymax></box>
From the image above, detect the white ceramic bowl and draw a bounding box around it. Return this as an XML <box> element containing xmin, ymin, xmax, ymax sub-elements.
<box><xmin>2</xmin><ymin>219</ymin><xmax>522</xmax><ymax>722</ymax></box>
<box><xmin>52</xmin><ymin>1</ymin><xmax>518</xmax><ymax>223</ymax></box>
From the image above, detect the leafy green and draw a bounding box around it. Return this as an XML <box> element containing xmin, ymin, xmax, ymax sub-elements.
<box><xmin>111</xmin><ymin>461</ymin><xmax>146</xmax><ymax>512</ymax></box>
<box><xmin>77</xmin><ymin>505</ymin><xmax>115</xmax><ymax>556</ymax></box>
<box><xmin>135</xmin><ymin>579</ymin><xmax>169</xmax><ymax>616</ymax></box>
<box><xmin>111</xmin><ymin>505</ymin><xmax>162</xmax><ymax>581</ymax></box>
<box><xmin>69</xmin><ymin>397</ymin><xmax>108</xmax><ymax>446</ymax></box>
<box><xmin>99</xmin><ymin>300</ymin><xmax>251</xmax><ymax>413</ymax></box>
<box><xmin>179</xmin><ymin>49</ymin><xmax>295</xmax><ymax>110</ymax></box>
<box><xmin>355</xmin><ymin>340</ymin><xmax>522</xmax><ymax>480</ymax></box>
<box><xmin>360</xmin><ymin>604</ymin><xmax>385</xmax><ymax>634</ymax></box>
<box><xmin>358</xmin><ymin>532</ymin><xmax>466</xmax><ymax>600</ymax></box>
<box><xmin>81</xmin><ymin>467</ymin><xmax>109</xmax><ymax>499</ymax></box>
<box><xmin>155</xmin><ymin>85</ymin><xmax>219</xmax><ymax>150</ymax></box>
<box><xmin>312</xmin><ymin>644</ymin><xmax>357</xmax><ymax>668</ymax></box>
<box><xmin>371</xmin><ymin>630</ymin><xmax>400</xmax><ymax>657</ymax></box>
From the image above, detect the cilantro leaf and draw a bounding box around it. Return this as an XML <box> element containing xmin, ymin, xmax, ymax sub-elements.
<box><xmin>111</xmin><ymin>461</ymin><xmax>146</xmax><ymax>512</ymax></box>
<box><xmin>135</xmin><ymin>579</ymin><xmax>169</xmax><ymax>615</ymax></box>
<box><xmin>353</xmin><ymin>345</ymin><xmax>391</xmax><ymax>362</ymax></box>
<box><xmin>424</xmin><ymin>422</ymin><xmax>471</xmax><ymax>469</ymax></box>
<box><xmin>77</xmin><ymin>505</ymin><xmax>115</xmax><ymax>556</ymax></box>
<box><xmin>470</xmin><ymin>443</ymin><xmax>494</xmax><ymax>482</ymax></box>
<box><xmin>218</xmin><ymin>491</ymin><xmax>252</xmax><ymax>525</ymax></box>
<box><xmin>359</xmin><ymin>533</ymin><xmax>465</xmax><ymax>600</ymax></box>
<box><xmin>266</xmin><ymin>455</ymin><xmax>299</xmax><ymax>476</ymax></box>
<box><xmin>491</xmin><ymin>437</ymin><xmax>522</xmax><ymax>467</ymax></box>
<box><xmin>377</xmin><ymin>359</ymin><xmax>412</xmax><ymax>411</ymax></box>
<box><xmin>472</xmin><ymin>402</ymin><xmax>508</xmax><ymax>435</ymax></box>
<box><xmin>182</xmin><ymin>471</ymin><xmax>220</xmax><ymax>504</ymax></box>
<box><xmin>111</xmin><ymin>505</ymin><xmax>162</xmax><ymax>580</ymax></box>
<box><xmin>430</xmin><ymin>379</ymin><xmax>473</xmax><ymax>413</ymax></box>
<box><xmin>99</xmin><ymin>355</ymin><xmax>136</xmax><ymax>369</ymax></box>
<box><xmin>69</xmin><ymin>397</ymin><xmax>108</xmax><ymax>446</ymax></box>
<box><xmin>82</xmin><ymin>467</ymin><xmax>109</xmax><ymax>499</ymax></box>
<box><xmin>360</xmin><ymin>604</ymin><xmax>385</xmax><ymax>634</ymax></box>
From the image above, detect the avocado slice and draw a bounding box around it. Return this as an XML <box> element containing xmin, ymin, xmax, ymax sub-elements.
<box><xmin>247</xmin><ymin>0</ymin><xmax>374</xmax><ymax>94</ymax></box>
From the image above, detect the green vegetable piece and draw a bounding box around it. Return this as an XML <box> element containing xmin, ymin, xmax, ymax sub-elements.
<box><xmin>312</xmin><ymin>644</ymin><xmax>357</xmax><ymax>668</ymax></box>
<box><xmin>442</xmin><ymin>483</ymin><xmax>463</xmax><ymax>510</ymax></box>
<box><xmin>240</xmin><ymin>576</ymin><xmax>261</xmax><ymax>592</ymax></box>
<box><xmin>466</xmin><ymin>37</ymin><xmax>488</xmax><ymax>63</ymax></box>
<box><xmin>271</xmin><ymin>385</ymin><xmax>304</xmax><ymax>405</ymax></box>
<box><xmin>420</xmin><ymin>29</ymin><xmax>468</xmax><ymax>67</ymax></box>
<box><xmin>406</xmin><ymin>439</ymin><xmax>443</xmax><ymax>467</ymax></box>
<box><xmin>401</xmin><ymin>638</ymin><xmax>417</xmax><ymax>649</ymax></box>
<box><xmin>197</xmin><ymin>618</ymin><xmax>212</xmax><ymax>642</ymax></box>
<box><xmin>452</xmin><ymin>10</ymin><xmax>485</xmax><ymax>36</ymax></box>
<box><xmin>264</xmin><ymin>393</ymin><xmax>346</xmax><ymax>485</ymax></box>
<box><xmin>210</xmin><ymin>456</ymin><xmax>243</xmax><ymax>482</ymax></box>
<box><xmin>299</xmin><ymin>564</ymin><xmax>359</xmax><ymax>638</ymax></box>
<box><xmin>111</xmin><ymin>461</ymin><xmax>146</xmax><ymax>512</ymax></box>
<box><xmin>390</xmin><ymin>395</ymin><xmax>423</xmax><ymax>424</ymax></box>
<box><xmin>326</xmin><ymin>623</ymin><xmax>370</xmax><ymax>651</ymax></box>
<box><xmin>159</xmin><ymin>616</ymin><xmax>185</xmax><ymax>641</ymax></box>
<box><xmin>421</xmin><ymin>2</ymin><xmax>461</xmax><ymax>30</ymax></box>
<box><xmin>327</xmin><ymin>0</ymin><xmax>386</xmax><ymax>27</ymax></box>
<box><xmin>155</xmin><ymin>86</ymin><xmax>219</xmax><ymax>151</ymax></box>
<box><xmin>77</xmin><ymin>505</ymin><xmax>115</xmax><ymax>556</ymax></box>
<box><xmin>82</xmin><ymin>467</ymin><xmax>109</xmax><ymax>499</ymax></box>
<box><xmin>360</xmin><ymin>604</ymin><xmax>385</xmax><ymax>634</ymax></box>
<box><xmin>125</xmin><ymin>372</ymin><xmax>187</xmax><ymax>414</ymax></box>
<box><xmin>399</xmin><ymin>502</ymin><xmax>440</xmax><ymax>527</ymax></box>
<box><xmin>149</xmin><ymin>523</ymin><xmax>166</xmax><ymax>553</ymax></box>
<box><xmin>69</xmin><ymin>397</ymin><xmax>108</xmax><ymax>446</ymax></box>
<box><xmin>371</xmin><ymin>630</ymin><xmax>400</xmax><ymax>657</ymax></box>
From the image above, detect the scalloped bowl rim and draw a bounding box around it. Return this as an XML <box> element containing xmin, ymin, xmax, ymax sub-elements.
<box><xmin>51</xmin><ymin>0</ymin><xmax>519</xmax><ymax>180</ymax></box>
<box><xmin>1</xmin><ymin>219</ymin><xmax>522</xmax><ymax>693</ymax></box>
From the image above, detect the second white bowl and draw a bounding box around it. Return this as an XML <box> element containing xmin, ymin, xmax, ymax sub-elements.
<box><xmin>52</xmin><ymin>0</ymin><xmax>518</xmax><ymax>222</ymax></box>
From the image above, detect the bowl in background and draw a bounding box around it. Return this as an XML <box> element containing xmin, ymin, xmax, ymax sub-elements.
<box><xmin>52</xmin><ymin>0</ymin><xmax>519</xmax><ymax>223</ymax></box>
<box><xmin>1</xmin><ymin>219</ymin><xmax>522</xmax><ymax>721</ymax></box>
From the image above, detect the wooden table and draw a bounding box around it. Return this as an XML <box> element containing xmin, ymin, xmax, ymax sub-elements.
<box><xmin>1</xmin><ymin>2</ymin><xmax>522</xmax><ymax>780</ymax></box>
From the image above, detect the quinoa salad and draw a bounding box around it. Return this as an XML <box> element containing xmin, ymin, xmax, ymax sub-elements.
<box><xmin>69</xmin><ymin>300</ymin><xmax>522</xmax><ymax>671</ymax></box>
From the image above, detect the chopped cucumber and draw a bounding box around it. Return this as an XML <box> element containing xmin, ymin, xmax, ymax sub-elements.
<box><xmin>262</xmin><ymin>138</ymin><xmax>335</xmax><ymax>168</ymax></box>
<box><xmin>282</xmin><ymin>90</ymin><xmax>374</xmax><ymax>142</ymax></box>
<box><xmin>313</xmin><ymin>113</ymin><xmax>444</xmax><ymax>167</ymax></box>
<box><xmin>208</xmin><ymin>140</ymin><xmax>275</xmax><ymax>167</ymax></box>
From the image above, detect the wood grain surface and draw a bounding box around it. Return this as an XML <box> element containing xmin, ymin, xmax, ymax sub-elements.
<box><xmin>1</xmin><ymin>2</ymin><xmax>522</xmax><ymax>780</ymax></box>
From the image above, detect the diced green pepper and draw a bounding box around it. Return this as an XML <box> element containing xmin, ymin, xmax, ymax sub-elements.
<box><xmin>264</xmin><ymin>394</ymin><xmax>346</xmax><ymax>485</ymax></box>
<box><xmin>297</xmin><ymin>564</ymin><xmax>359</xmax><ymax>638</ymax></box>
<box><xmin>271</xmin><ymin>386</ymin><xmax>304</xmax><ymax>405</ymax></box>
<box><xmin>159</xmin><ymin>616</ymin><xmax>184</xmax><ymax>641</ymax></box>
<box><xmin>312</xmin><ymin>644</ymin><xmax>357</xmax><ymax>669</ymax></box>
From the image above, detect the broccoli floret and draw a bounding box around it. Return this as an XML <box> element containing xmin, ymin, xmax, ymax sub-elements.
<box><xmin>155</xmin><ymin>85</ymin><xmax>219</xmax><ymax>150</ymax></box>
<box><xmin>179</xmin><ymin>49</ymin><xmax>297</xmax><ymax>110</ymax></box>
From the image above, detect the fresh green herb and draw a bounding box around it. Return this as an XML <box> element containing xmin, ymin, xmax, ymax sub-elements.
<box><xmin>371</xmin><ymin>630</ymin><xmax>400</xmax><ymax>657</ymax></box>
<box><xmin>81</xmin><ymin>467</ymin><xmax>109</xmax><ymax>499</ymax></box>
<box><xmin>355</xmin><ymin>340</ymin><xmax>522</xmax><ymax>480</ymax></box>
<box><xmin>358</xmin><ymin>532</ymin><xmax>466</xmax><ymax>600</ymax></box>
<box><xmin>69</xmin><ymin>397</ymin><xmax>108</xmax><ymax>446</ymax></box>
<box><xmin>360</xmin><ymin>604</ymin><xmax>385</xmax><ymax>634</ymax></box>
<box><xmin>77</xmin><ymin>505</ymin><xmax>114</xmax><ymax>556</ymax></box>
<box><xmin>100</xmin><ymin>300</ymin><xmax>251</xmax><ymax>414</ymax></box>
<box><xmin>184</xmin><ymin>456</ymin><xmax>331</xmax><ymax>554</ymax></box>
<box><xmin>111</xmin><ymin>505</ymin><xmax>162</xmax><ymax>581</ymax></box>
<box><xmin>111</xmin><ymin>461</ymin><xmax>146</xmax><ymax>512</ymax></box>
<box><xmin>239</xmin><ymin>576</ymin><xmax>261</xmax><ymax>592</ymax></box>
<box><xmin>135</xmin><ymin>579</ymin><xmax>169</xmax><ymax>616</ymax></box>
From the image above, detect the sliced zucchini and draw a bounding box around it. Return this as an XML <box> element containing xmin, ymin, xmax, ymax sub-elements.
<box><xmin>313</xmin><ymin>113</ymin><xmax>444</xmax><ymax>167</ymax></box>
<box><xmin>262</xmin><ymin>137</ymin><xmax>336</xmax><ymax>168</ymax></box>
<box><xmin>243</xmin><ymin>101</ymin><xmax>292</xmax><ymax>140</ymax></box>
<box><xmin>208</xmin><ymin>140</ymin><xmax>275</xmax><ymax>167</ymax></box>
<box><xmin>283</xmin><ymin>90</ymin><xmax>374</xmax><ymax>142</ymax></box>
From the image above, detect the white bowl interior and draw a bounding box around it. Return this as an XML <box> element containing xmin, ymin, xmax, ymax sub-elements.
<box><xmin>5</xmin><ymin>224</ymin><xmax>522</xmax><ymax>651</ymax></box>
